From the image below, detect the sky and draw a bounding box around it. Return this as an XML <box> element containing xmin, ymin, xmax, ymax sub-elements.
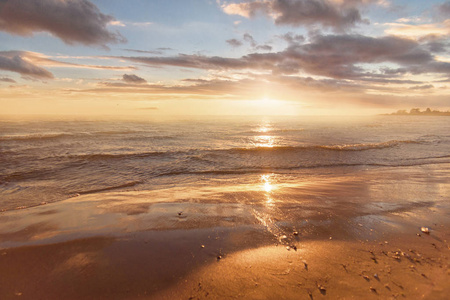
<box><xmin>1</xmin><ymin>0</ymin><xmax>450</xmax><ymax>116</ymax></box>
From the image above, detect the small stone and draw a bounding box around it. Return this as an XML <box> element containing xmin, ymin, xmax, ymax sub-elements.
<box><xmin>363</xmin><ymin>275</ymin><xmax>370</xmax><ymax>281</ymax></box>
<box><xmin>303</xmin><ymin>260</ymin><xmax>308</xmax><ymax>270</ymax></box>
<box><xmin>293</xmin><ymin>231</ymin><xmax>299</xmax><ymax>236</ymax></box>
<box><xmin>286</xmin><ymin>246</ymin><xmax>291</xmax><ymax>251</ymax></box>
<box><xmin>374</xmin><ymin>274</ymin><xmax>379</xmax><ymax>280</ymax></box>
<box><xmin>370</xmin><ymin>287</ymin><xmax>377</xmax><ymax>293</ymax></box>
<box><xmin>421</xmin><ymin>227</ymin><xmax>430</xmax><ymax>234</ymax></box>
<box><xmin>217</xmin><ymin>255</ymin><xmax>222</xmax><ymax>260</ymax></box>
<box><xmin>201</xmin><ymin>245</ymin><xmax>205</xmax><ymax>248</ymax></box>
<box><xmin>178</xmin><ymin>212</ymin><xmax>183</xmax><ymax>216</ymax></box>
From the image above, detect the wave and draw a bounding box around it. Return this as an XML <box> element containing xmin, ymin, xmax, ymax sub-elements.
<box><xmin>152</xmin><ymin>158</ymin><xmax>450</xmax><ymax>178</ymax></box>
<box><xmin>0</xmin><ymin>133</ymin><xmax>75</xmax><ymax>141</ymax></box>
<box><xmin>0</xmin><ymin>131</ymin><xmax>178</xmax><ymax>142</ymax></box>
<box><xmin>76</xmin><ymin>181</ymin><xmax>142</xmax><ymax>195</ymax></box>
<box><xmin>70</xmin><ymin>151</ymin><xmax>169</xmax><ymax>161</ymax></box>
<box><xmin>229</xmin><ymin>140</ymin><xmax>420</xmax><ymax>153</ymax></box>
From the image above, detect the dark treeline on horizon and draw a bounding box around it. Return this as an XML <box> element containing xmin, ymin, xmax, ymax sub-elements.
<box><xmin>387</xmin><ymin>108</ymin><xmax>450</xmax><ymax>116</ymax></box>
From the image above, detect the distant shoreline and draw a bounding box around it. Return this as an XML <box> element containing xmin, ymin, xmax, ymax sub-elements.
<box><xmin>382</xmin><ymin>108</ymin><xmax>450</xmax><ymax>116</ymax></box>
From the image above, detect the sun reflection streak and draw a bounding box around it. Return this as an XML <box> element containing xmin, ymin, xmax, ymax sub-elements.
<box><xmin>261</xmin><ymin>174</ymin><xmax>276</xmax><ymax>205</ymax></box>
<box><xmin>254</xmin><ymin>135</ymin><xmax>275</xmax><ymax>148</ymax></box>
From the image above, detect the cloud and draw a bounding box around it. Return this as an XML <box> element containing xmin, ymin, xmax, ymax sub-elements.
<box><xmin>384</xmin><ymin>21</ymin><xmax>450</xmax><ymax>39</ymax></box>
<box><xmin>117</xmin><ymin>34</ymin><xmax>437</xmax><ymax>80</ymax></box>
<box><xmin>0</xmin><ymin>0</ymin><xmax>125</xmax><ymax>48</ymax></box>
<box><xmin>122</xmin><ymin>74</ymin><xmax>147</xmax><ymax>84</ymax></box>
<box><xmin>1</xmin><ymin>51</ymin><xmax>135</xmax><ymax>72</ymax></box>
<box><xmin>409</xmin><ymin>84</ymin><xmax>434</xmax><ymax>90</ymax></box>
<box><xmin>123</xmin><ymin>49</ymin><xmax>164</xmax><ymax>55</ymax></box>
<box><xmin>0</xmin><ymin>77</ymin><xmax>16</xmax><ymax>83</ymax></box>
<box><xmin>256</xmin><ymin>44</ymin><xmax>273</xmax><ymax>51</ymax></box>
<box><xmin>435</xmin><ymin>1</ymin><xmax>450</xmax><ymax>20</ymax></box>
<box><xmin>219</xmin><ymin>0</ymin><xmax>375</xmax><ymax>31</ymax></box>
<box><xmin>0</xmin><ymin>52</ymin><xmax>53</xmax><ymax>79</ymax></box>
<box><xmin>243</xmin><ymin>33</ymin><xmax>257</xmax><ymax>47</ymax></box>
<box><xmin>279</xmin><ymin>32</ymin><xmax>305</xmax><ymax>44</ymax></box>
<box><xmin>227</xmin><ymin>39</ymin><xmax>243</xmax><ymax>47</ymax></box>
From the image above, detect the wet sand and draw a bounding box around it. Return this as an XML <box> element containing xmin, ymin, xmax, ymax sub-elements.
<box><xmin>0</xmin><ymin>164</ymin><xmax>449</xmax><ymax>299</ymax></box>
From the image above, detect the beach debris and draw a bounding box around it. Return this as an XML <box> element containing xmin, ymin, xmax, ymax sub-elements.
<box><xmin>316</xmin><ymin>283</ymin><xmax>326</xmax><ymax>295</ymax></box>
<box><xmin>421</xmin><ymin>227</ymin><xmax>430</xmax><ymax>234</ymax></box>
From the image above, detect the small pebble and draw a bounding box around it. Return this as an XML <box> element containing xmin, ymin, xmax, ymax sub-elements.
<box><xmin>201</xmin><ymin>245</ymin><xmax>205</xmax><ymax>248</ymax></box>
<box><xmin>421</xmin><ymin>227</ymin><xmax>430</xmax><ymax>234</ymax></box>
<box><xmin>293</xmin><ymin>231</ymin><xmax>299</xmax><ymax>236</ymax></box>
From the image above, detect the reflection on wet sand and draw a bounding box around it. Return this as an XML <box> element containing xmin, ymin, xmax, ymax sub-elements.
<box><xmin>0</xmin><ymin>165</ymin><xmax>449</xmax><ymax>299</ymax></box>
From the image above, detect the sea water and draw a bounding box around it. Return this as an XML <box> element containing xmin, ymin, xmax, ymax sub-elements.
<box><xmin>1</xmin><ymin>115</ymin><xmax>449</xmax><ymax>211</ymax></box>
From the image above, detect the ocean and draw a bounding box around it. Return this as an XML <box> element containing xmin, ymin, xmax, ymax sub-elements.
<box><xmin>1</xmin><ymin>115</ymin><xmax>449</xmax><ymax>211</ymax></box>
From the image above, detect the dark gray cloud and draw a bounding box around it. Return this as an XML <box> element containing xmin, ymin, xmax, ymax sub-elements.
<box><xmin>221</xmin><ymin>0</ymin><xmax>375</xmax><ymax>31</ymax></box>
<box><xmin>0</xmin><ymin>0</ymin><xmax>125</xmax><ymax>47</ymax></box>
<box><xmin>226</xmin><ymin>39</ymin><xmax>243</xmax><ymax>47</ymax></box>
<box><xmin>243</xmin><ymin>33</ymin><xmax>257</xmax><ymax>47</ymax></box>
<box><xmin>0</xmin><ymin>77</ymin><xmax>16</xmax><ymax>83</ymax></box>
<box><xmin>123</xmin><ymin>49</ymin><xmax>163</xmax><ymax>55</ymax></box>
<box><xmin>0</xmin><ymin>52</ymin><xmax>53</xmax><ymax>79</ymax></box>
<box><xmin>256</xmin><ymin>44</ymin><xmax>273</xmax><ymax>51</ymax></box>
<box><xmin>409</xmin><ymin>84</ymin><xmax>434</xmax><ymax>90</ymax></box>
<box><xmin>279</xmin><ymin>32</ymin><xmax>305</xmax><ymax>44</ymax></box>
<box><xmin>435</xmin><ymin>1</ymin><xmax>450</xmax><ymax>20</ymax></box>
<box><xmin>122</xmin><ymin>74</ymin><xmax>147</xmax><ymax>84</ymax></box>
<box><xmin>117</xmin><ymin>34</ymin><xmax>439</xmax><ymax>81</ymax></box>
